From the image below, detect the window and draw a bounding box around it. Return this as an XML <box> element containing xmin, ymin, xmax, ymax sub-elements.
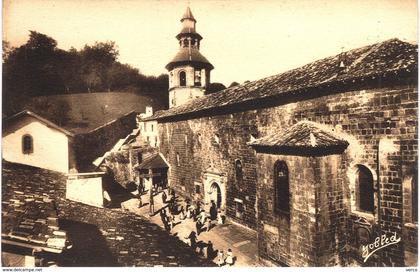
<box><xmin>154</xmin><ymin>136</ymin><xmax>158</xmax><ymax>147</ymax></box>
<box><xmin>179</xmin><ymin>71</ymin><xmax>186</xmax><ymax>86</ymax></box>
<box><xmin>274</xmin><ymin>160</ymin><xmax>290</xmax><ymax>215</ymax></box>
<box><xmin>176</xmin><ymin>152</ymin><xmax>180</xmax><ymax>166</ymax></box>
<box><xmin>235</xmin><ymin>160</ymin><xmax>243</xmax><ymax>183</ymax></box>
<box><xmin>151</xmin><ymin>124</ymin><xmax>154</xmax><ymax>132</ymax></box>
<box><xmin>22</xmin><ymin>135</ymin><xmax>33</xmax><ymax>154</ymax></box>
<box><xmin>194</xmin><ymin>70</ymin><xmax>201</xmax><ymax>86</ymax></box>
<box><xmin>146</xmin><ymin>136</ymin><xmax>150</xmax><ymax>143</ymax></box>
<box><xmin>235</xmin><ymin>199</ymin><xmax>244</xmax><ymax>219</ymax></box>
<box><xmin>356</xmin><ymin>165</ymin><xmax>374</xmax><ymax>213</ymax></box>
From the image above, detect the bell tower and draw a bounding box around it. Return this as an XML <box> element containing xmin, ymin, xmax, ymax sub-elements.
<box><xmin>166</xmin><ymin>7</ymin><xmax>214</xmax><ymax>108</ymax></box>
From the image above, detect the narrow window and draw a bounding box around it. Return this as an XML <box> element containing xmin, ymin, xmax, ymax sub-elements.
<box><xmin>274</xmin><ymin>160</ymin><xmax>290</xmax><ymax>215</ymax></box>
<box><xmin>155</xmin><ymin>136</ymin><xmax>158</xmax><ymax>147</ymax></box>
<box><xmin>235</xmin><ymin>160</ymin><xmax>243</xmax><ymax>183</ymax></box>
<box><xmin>194</xmin><ymin>70</ymin><xmax>201</xmax><ymax>86</ymax></box>
<box><xmin>22</xmin><ymin>135</ymin><xmax>33</xmax><ymax>154</ymax></box>
<box><xmin>151</xmin><ymin>124</ymin><xmax>154</xmax><ymax>132</ymax></box>
<box><xmin>179</xmin><ymin>71</ymin><xmax>186</xmax><ymax>86</ymax></box>
<box><xmin>356</xmin><ymin>165</ymin><xmax>374</xmax><ymax>213</ymax></box>
<box><xmin>146</xmin><ymin>136</ymin><xmax>150</xmax><ymax>143</ymax></box>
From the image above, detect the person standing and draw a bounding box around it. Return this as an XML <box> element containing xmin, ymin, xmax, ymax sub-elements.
<box><xmin>217</xmin><ymin>210</ymin><xmax>224</xmax><ymax>225</ymax></box>
<box><xmin>225</xmin><ymin>249</ymin><xmax>234</xmax><ymax>266</ymax></box>
<box><xmin>206</xmin><ymin>218</ymin><xmax>212</xmax><ymax>232</ymax></box>
<box><xmin>217</xmin><ymin>250</ymin><xmax>225</xmax><ymax>267</ymax></box>
<box><xmin>162</xmin><ymin>190</ymin><xmax>167</xmax><ymax>204</ymax></box>
<box><xmin>149</xmin><ymin>189</ymin><xmax>155</xmax><ymax>215</ymax></box>
<box><xmin>206</xmin><ymin>241</ymin><xmax>214</xmax><ymax>260</ymax></box>
<box><xmin>186</xmin><ymin>231</ymin><xmax>197</xmax><ymax>251</ymax></box>
<box><xmin>179</xmin><ymin>206</ymin><xmax>186</xmax><ymax>221</ymax></box>
<box><xmin>209</xmin><ymin>200</ymin><xmax>217</xmax><ymax>220</ymax></box>
<box><xmin>195</xmin><ymin>220</ymin><xmax>202</xmax><ymax>235</ymax></box>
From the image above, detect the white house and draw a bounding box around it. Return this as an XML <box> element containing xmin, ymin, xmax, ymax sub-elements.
<box><xmin>2</xmin><ymin>110</ymin><xmax>75</xmax><ymax>173</ymax></box>
<box><xmin>138</xmin><ymin>106</ymin><xmax>159</xmax><ymax>147</ymax></box>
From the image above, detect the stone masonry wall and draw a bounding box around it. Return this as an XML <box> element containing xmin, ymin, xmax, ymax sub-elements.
<box><xmin>158</xmin><ymin>83</ymin><xmax>417</xmax><ymax>266</ymax></box>
<box><xmin>74</xmin><ymin>112</ymin><xmax>137</xmax><ymax>172</ymax></box>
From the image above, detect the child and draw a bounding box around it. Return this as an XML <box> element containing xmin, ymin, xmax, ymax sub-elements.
<box><xmin>225</xmin><ymin>249</ymin><xmax>234</xmax><ymax>266</ymax></box>
<box><xmin>206</xmin><ymin>217</ymin><xmax>212</xmax><ymax>232</ymax></box>
<box><xmin>217</xmin><ymin>210</ymin><xmax>224</xmax><ymax>225</ymax></box>
<box><xmin>216</xmin><ymin>250</ymin><xmax>225</xmax><ymax>267</ymax></box>
<box><xmin>179</xmin><ymin>206</ymin><xmax>186</xmax><ymax>221</ymax></box>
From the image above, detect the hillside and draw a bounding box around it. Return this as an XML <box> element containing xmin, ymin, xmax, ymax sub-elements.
<box><xmin>25</xmin><ymin>92</ymin><xmax>165</xmax><ymax>134</ymax></box>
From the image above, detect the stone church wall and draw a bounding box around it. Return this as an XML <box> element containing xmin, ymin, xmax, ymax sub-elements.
<box><xmin>158</xmin><ymin>83</ymin><xmax>417</xmax><ymax>266</ymax></box>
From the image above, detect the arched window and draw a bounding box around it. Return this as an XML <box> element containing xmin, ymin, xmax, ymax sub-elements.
<box><xmin>274</xmin><ymin>160</ymin><xmax>290</xmax><ymax>215</ymax></box>
<box><xmin>22</xmin><ymin>135</ymin><xmax>33</xmax><ymax>154</ymax></box>
<box><xmin>356</xmin><ymin>165</ymin><xmax>374</xmax><ymax>213</ymax></box>
<box><xmin>179</xmin><ymin>71</ymin><xmax>186</xmax><ymax>86</ymax></box>
<box><xmin>235</xmin><ymin>160</ymin><xmax>243</xmax><ymax>183</ymax></box>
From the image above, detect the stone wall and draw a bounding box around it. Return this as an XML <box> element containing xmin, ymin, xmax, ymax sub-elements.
<box><xmin>158</xmin><ymin>83</ymin><xmax>418</xmax><ymax>266</ymax></box>
<box><xmin>73</xmin><ymin>112</ymin><xmax>137</xmax><ymax>171</ymax></box>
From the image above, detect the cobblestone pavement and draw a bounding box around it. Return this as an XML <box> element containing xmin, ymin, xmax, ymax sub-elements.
<box><xmin>122</xmin><ymin>190</ymin><xmax>265</xmax><ymax>267</ymax></box>
<box><xmin>2</xmin><ymin>162</ymin><xmax>215</xmax><ymax>267</ymax></box>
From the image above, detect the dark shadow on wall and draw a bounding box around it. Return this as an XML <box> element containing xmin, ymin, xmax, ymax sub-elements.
<box><xmin>57</xmin><ymin>219</ymin><xmax>118</xmax><ymax>266</ymax></box>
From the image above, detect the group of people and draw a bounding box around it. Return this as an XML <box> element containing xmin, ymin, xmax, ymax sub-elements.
<box><xmin>140</xmin><ymin>185</ymin><xmax>235</xmax><ymax>266</ymax></box>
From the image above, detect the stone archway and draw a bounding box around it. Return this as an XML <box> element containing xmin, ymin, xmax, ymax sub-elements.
<box><xmin>203</xmin><ymin>167</ymin><xmax>226</xmax><ymax>210</ymax></box>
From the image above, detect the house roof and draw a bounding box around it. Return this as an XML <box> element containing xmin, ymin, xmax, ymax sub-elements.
<box><xmin>3</xmin><ymin>110</ymin><xmax>74</xmax><ymax>137</ymax></box>
<box><xmin>249</xmin><ymin>121</ymin><xmax>349</xmax><ymax>156</ymax></box>
<box><xmin>2</xmin><ymin>163</ymin><xmax>69</xmax><ymax>254</ymax></box>
<box><xmin>135</xmin><ymin>153</ymin><xmax>169</xmax><ymax>170</ymax></box>
<box><xmin>23</xmin><ymin>92</ymin><xmax>163</xmax><ymax>134</ymax></box>
<box><xmin>149</xmin><ymin>38</ymin><xmax>417</xmax><ymax>121</ymax></box>
<box><xmin>166</xmin><ymin>47</ymin><xmax>214</xmax><ymax>70</ymax></box>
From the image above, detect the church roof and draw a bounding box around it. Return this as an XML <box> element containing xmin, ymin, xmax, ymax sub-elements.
<box><xmin>149</xmin><ymin>38</ymin><xmax>417</xmax><ymax>121</ymax></box>
<box><xmin>135</xmin><ymin>153</ymin><xmax>169</xmax><ymax>170</ymax></box>
<box><xmin>166</xmin><ymin>47</ymin><xmax>214</xmax><ymax>70</ymax></box>
<box><xmin>249</xmin><ymin>121</ymin><xmax>349</xmax><ymax>156</ymax></box>
<box><xmin>181</xmin><ymin>6</ymin><xmax>196</xmax><ymax>22</ymax></box>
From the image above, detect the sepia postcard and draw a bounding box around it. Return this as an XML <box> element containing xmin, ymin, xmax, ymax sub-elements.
<box><xmin>1</xmin><ymin>0</ymin><xmax>418</xmax><ymax>269</ymax></box>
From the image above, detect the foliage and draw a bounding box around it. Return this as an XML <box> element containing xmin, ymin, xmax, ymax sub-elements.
<box><xmin>3</xmin><ymin>31</ymin><xmax>169</xmax><ymax>116</ymax></box>
<box><xmin>205</xmin><ymin>82</ymin><xmax>226</xmax><ymax>95</ymax></box>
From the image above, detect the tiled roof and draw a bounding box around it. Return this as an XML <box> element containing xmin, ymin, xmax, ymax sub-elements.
<box><xmin>166</xmin><ymin>47</ymin><xmax>214</xmax><ymax>70</ymax></box>
<box><xmin>249</xmin><ymin>121</ymin><xmax>349</xmax><ymax>156</ymax></box>
<box><xmin>2</xmin><ymin>163</ymin><xmax>69</xmax><ymax>254</ymax></box>
<box><xmin>3</xmin><ymin>110</ymin><xmax>74</xmax><ymax>137</ymax></box>
<box><xmin>135</xmin><ymin>153</ymin><xmax>169</xmax><ymax>170</ymax></box>
<box><xmin>150</xmin><ymin>38</ymin><xmax>417</xmax><ymax>121</ymax></box>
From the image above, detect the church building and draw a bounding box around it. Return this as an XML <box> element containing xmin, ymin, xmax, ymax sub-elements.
<box><xmin>142</xmin><ymin>6</ymin><xmax>418</xmax><ymax>267</ymax></box>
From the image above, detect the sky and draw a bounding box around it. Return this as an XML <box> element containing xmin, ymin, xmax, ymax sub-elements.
<box><xmin>3</xmin><ymin>0</ymin><xmax>418</xmax><ymax>86</ymax></box>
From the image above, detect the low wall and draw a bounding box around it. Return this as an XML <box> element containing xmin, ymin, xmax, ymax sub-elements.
<box><xmin>66</xmin><ymin>172</ymin><xmax>105</xmax><ymax>207</ymax></box>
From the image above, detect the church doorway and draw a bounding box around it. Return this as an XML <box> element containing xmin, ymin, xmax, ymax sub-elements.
<box><xmin>210</xmin><ymin>182</ymin><xmax>222</xmax><ymax>208</ymax></box>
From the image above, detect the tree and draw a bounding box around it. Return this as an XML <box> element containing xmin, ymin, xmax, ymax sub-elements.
<box><xmin>229</xmin><ymin>81</ymin><xmax>240</xmax><ymax>88</ymax></box>
<box><xmin>206</xmin><ymin>82</ymin><xmax>226</xmax><ymax>95</ymax></box>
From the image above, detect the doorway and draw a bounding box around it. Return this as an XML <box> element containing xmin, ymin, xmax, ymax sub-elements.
<box><xmin>210</xmin><ymin>182</ymin><xmax>222</xmax><ymax>208</ymax></box>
